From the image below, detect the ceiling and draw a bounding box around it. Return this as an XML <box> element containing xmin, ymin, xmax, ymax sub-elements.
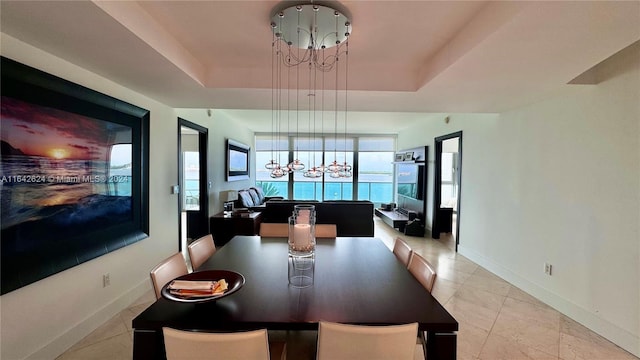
<box><xmin>1</xmin><ymin>1</ymin><xmax>639</xmax><ymax>134</ymax></box>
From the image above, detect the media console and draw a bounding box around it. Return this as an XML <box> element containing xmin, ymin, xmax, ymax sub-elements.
<box><xmin>375</xmin><ymin>208</ymin><xmax>409</xmax><ymax>232</ymax></box>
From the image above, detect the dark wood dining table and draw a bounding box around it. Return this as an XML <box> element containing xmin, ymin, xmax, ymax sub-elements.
<box><xmin>132</xmin><ymin>236</ymin><xmax>458</xmax><ymax>359</ymax></box>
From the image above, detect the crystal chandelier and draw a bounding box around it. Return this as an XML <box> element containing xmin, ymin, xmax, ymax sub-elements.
<box><xmin>266</xmin><ymin>1</ymin><xmax>352</xmax><ymax>178</ymax></box>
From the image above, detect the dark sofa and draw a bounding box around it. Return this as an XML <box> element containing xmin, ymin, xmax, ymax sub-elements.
<box><xmin>235</xmin><ymin>187</ymin><xmax>283</xmax><ymax>210</ymax></box>
<box><xmin>262</xmin><ymin>200</ymin><xmax>374</xmax><ymax>237</ymax></box>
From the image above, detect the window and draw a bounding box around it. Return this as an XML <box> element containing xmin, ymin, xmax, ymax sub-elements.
<box><xmin>292</xmin><ymin>147</ymin><xmax>324</xmax><ymax>200</ymax></box>
<box><xmin>357</xmin><ymin>137</ymin><xmax>394</xmax><ymax>206</ymax></box>
<box><xmin>440</xmin><ymin>152</ymin><xmax>458</xmax><ymax>206</ymax></box>
<box><xmin>323</xmin><ymin>136</ymin><xmax>354</xmax><ymax>200</ymax></box>
<box><xmin>255</xmin><ymin>134</ymin><xmax>395</xmax><ymax>204</ymax></box>
<box><xmin>256</xmin><ymin>137</ymin><xmax>289</xmax><ymax>198</ymax></box>
<box><xmin>324</xmin><ymin>150</ymin><xmax>353</xmax><ymax>200</ymax></box>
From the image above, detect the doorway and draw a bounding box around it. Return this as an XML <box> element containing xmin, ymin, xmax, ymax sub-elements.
<box><xmin>178</xmin><ymin>118</ymin><xmax>209</xmax><ymax>252</ymax></box>
<box><xmin>432</xmin><ymin>131</ymin><xmax>462</xmax><ymax>251</ymax></box>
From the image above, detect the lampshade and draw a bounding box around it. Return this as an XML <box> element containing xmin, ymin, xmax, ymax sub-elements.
<box><xmin>220</xmin><ymin>190</ymin><xmax>238</xmax><ymax>203</ymax></box>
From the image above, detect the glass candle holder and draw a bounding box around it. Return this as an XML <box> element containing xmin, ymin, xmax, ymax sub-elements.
<box><xmin>293</xmin><ymin>204</ymin><xmax>315</xmax><ymax>224</ymax></box>
<box><xmin>288</xmin><ymin>209</ymin><xmax>316</xmax><ymax>256</ymax></box>
<box><xmin>288</xmin><ymin>254</ymin><xmax>314</xmax><ymax>288</ymax></box>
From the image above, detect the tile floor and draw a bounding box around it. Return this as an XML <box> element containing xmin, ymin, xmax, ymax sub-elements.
<box><xmin>56</xmin><ymin>218</ymin><xmax>638</xmax><ymax>360</ymax></box>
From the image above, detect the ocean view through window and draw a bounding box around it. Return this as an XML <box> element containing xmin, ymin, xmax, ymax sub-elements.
<box><xmin>256</xmin><ymin>135</ymin><xmax>395</xmax><ymax>206</ymax></box>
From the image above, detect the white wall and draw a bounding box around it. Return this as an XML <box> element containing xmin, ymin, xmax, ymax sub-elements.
<box><xmin>0</xmin><ymin>35</ymin><xmax>173</xmax><ymax>359</ymax></box>
<box><xmin>0</xmin><ymin>36</ymin><xmax>257</xmax><ymax>360</ymax></box>
<box><xmin>175</xmin><ymin>109</ymin><xmax>255</xmax><ymax>215</ymax></box>
<box><xmin>399</xmin><ymin>43</ymin><xmax>640</xmax><ymax>356</ymax></box>
<box><xmin>399</xmin><ymin>113</ymin><xmax>498</xmax><ymax>231</ymax></box>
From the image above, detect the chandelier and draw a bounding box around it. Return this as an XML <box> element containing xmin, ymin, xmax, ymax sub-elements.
<box><xmin>266</xmin><ymin>1</ymin><xmax>352</xmax><ymax>179</ymax></box>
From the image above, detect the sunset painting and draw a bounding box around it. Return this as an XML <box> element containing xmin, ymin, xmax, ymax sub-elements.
<box><xmin>1</xmin><ymin>95</ymin><xmax>134</xmax><ymax>266</ymax></box>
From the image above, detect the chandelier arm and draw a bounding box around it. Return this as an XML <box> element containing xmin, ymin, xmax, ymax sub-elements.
<box><xmin>308</xmin><ymin>61</ymin><xmax>313</xmax><ymax>169</ymax></box>
<box><xmin>271</xmin><ymin>2</ymin><xmax>351</xmax><ymax>176</ymax></box>
<box><xmin>286</xmin><ymin>46</ymin><xmax>291</xmax><ymax>174</ymax></box>
<box><xmin>282</xmin><ymin>47</ymin><xmax>312</xmax><ymax>66</ymax></box>
<box><xmin>320</xmin><ymin>48</ymin><xmax>327</xmax><ymax>173</ymax></box>
<box><xmin>344</xmin><ymin>40</ymin><xmax>349</xmax><ymax>162</ymax></box>
<box><xmin>268</xmin><ymin>35</ymin><xmax>275</xmax><ymax>169</ymax></box>
<box><xmin>295</xmin><ymin>14</ymin><xmax>300</xmax><ymax>160</ymax></box>
<box><xmin>313</xmin><ymin>59</ymin><xmax>318</xmax><ymax>171</ymax></box>
<box><xmin>277</xmin><ymin>36</ymin><xmax>282</xmax><ymax>165</ymax></box>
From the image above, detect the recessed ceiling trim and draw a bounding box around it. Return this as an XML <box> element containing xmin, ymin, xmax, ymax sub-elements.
<box><xmin>416</xmin><ymin>1</ymin><xmax>529</xmax><ymax>90</ymax></box>
<box><xmin>92</xmin><ymin>0</ymin><xmax>206</xmax><ymax>87</ymax></box>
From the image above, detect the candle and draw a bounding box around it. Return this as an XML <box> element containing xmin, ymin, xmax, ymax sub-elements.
<box><xmin>293</xmin><ymin>223</ymin><xmax>311</xmax><ymax>249</ymax></box>
<box><xmin>297</xmin><ymin>209</ymin><xmax>310</xmax><ymax>224</ymax></box>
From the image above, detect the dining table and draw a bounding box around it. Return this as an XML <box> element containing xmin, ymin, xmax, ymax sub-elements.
<box><xmin>132</xmin><ymin>236</ymin><xmax>458</xmax><ymax>359</ymax></box>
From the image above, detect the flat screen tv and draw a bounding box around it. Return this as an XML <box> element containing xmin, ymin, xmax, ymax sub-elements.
<box><xmin>226</xmin><ymin>139</ymin><xmax>250</xmax><ymax>181</ymax></box>
<box><xmin>396</xmin><ymin>163</ymin><xmax>425</xmax><ymax>201</ymax></box>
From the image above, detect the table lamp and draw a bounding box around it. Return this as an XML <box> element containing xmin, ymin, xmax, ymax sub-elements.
<box><xmin>220</xmin><ymin>190</ymin><xmax>237</xmax><ymax>215</ymax></box>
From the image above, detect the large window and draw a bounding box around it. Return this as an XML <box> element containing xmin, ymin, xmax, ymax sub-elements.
<box><xmin>440</xmin><ymin>152</ymin><xmax>458</xmax><ymax>208</ymax></box>
<box><xmin>323</xmin><ymin>137</ymin><xmax>354</xmax><ymax>200</ymax></box>
<box><xmin>357</xmin><ymin>137</ymin><xmax>394</xmax><ymax>206</ymax></box>
<box><xmin>255</xmin><ymin>136</ymin><xmax>289</xmax><ymax>198</ymax></box>
<box><xmin>256</xmin><ymin>135</ymin><xmax>395</xmax><ymax>206</ymax></box>
<box><xmin>292</xmin><ymin>144</ymin><xmax>324</xmax><ymax>200</ymax></box>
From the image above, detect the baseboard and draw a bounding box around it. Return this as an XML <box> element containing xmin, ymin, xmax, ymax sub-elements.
<box><xmin>26</xmin><ymin>279</ymin><xmax>151</xmax><ymax>360</ymax></box>
<box><xmin>458</xmin><ymin>244</ymin><xmax>639</xmax><ymax>358</ymax></box>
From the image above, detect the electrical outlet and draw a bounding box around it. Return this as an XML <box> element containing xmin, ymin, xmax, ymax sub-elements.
<box><xmin>544</xmin><ymin>263</ymin><xmax>552</xmax><ymax>276</ymax></box>
<box><xmin>103</xmin><ymin>273</ymin><xmax>111</xmax><ymax>287</ymax></box>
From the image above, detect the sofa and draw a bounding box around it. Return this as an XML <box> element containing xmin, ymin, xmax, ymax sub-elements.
<box><xmin>235</xmin><ymin>187</ymin><xmax>283</xmax><ymax>210</ymax></box>
<box><xmin>262</xmin><ymin>200</ymin><xmax>374</xmax><ymax>237</ymax></box>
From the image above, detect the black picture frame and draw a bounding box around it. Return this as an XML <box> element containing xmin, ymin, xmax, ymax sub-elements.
<box><xmin>0</xmin><ymin>57</ymin><xmax>150</xmax><ymax>294</ymax></box>
<box><xmin>226</xmin><ymin>139</ymin><xmax>250</xmax><ymax>181</ymax></box>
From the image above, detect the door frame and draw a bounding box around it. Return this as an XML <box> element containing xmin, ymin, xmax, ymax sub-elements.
<box><xmin>432</xmin><ymin>131</ymin><xmax>463</xmax><ymax>251</ymax></box>
<box><xmin>178</xmin><ymin>118</ymin><xmax>209</xmax><ymax>251</ymax></box>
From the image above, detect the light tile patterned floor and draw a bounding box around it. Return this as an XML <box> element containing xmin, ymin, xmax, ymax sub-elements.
<box><xmin>57</xmin><ymin>218</ymin><xmax>638</xmax><ymax>360</ymax></box>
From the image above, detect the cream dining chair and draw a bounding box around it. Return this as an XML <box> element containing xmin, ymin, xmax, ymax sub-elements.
<box><xmin>407</xmin><ymin>252</ymin><xmax>437</xmax><ymax>293</ymax></box>
<box><xmin>392</xmin><ymin>237</ymin><xmax>413</xmax><ymax>268</ymax></box>
<box><xmin>163</xmin><ymin>327</ymin><xmax>286</xmax><ymax>360</ymax></box>
<box><xmin>187</xmin><ymin>234</ymin><xmax>216</xmax><ymax>271</ymax></box>
<box><xmin>259</xmin><ymin>223</ymin><xmax>289</xmax><ymax>237</ymax></box>
<box><xmin>315</xmin><ymin>224</ymin><xmax>337</xmax><ymax>238</ymax></box>
<box><xmin>260</xmin><ymin>223</ymin><xmax>338</xmax><ymax>238</ymax></box>
<box><xmin>316</xmin><ymin>321</ymin><xmax>418</xmax><ymax>360</ymax></box>
<box><xmin>407</xmin><ymin>252</ymin><xmax>438</xmax><ymax>357</ymax></box>
<box><xmin>149</xmin><ymin>253</ymin><xmax>189</xmax><ymax>300</ymax></box>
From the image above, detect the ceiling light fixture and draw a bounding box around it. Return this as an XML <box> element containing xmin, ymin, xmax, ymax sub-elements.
<box><xmin>268</xmin><ymin>1</ymin><xmax>352</xmax><ymax>178</ymax></box>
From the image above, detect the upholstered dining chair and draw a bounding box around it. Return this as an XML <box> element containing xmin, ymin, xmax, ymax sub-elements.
<box><xmin>316</xmin><ymin>321</ymin><xmax>418</xmax><ymax>360</ymax></box>
<box><xmin>407</xmin><ymin>252</ymin><xmax>438</xmax><ymax>356</ymax></box>
<box><xmin>407</xmin><ymin>252</ymin><xmax>437</xmax><ymax>293</ymax></box>
<box><xmin>260</xmin><ymin>223</ymin><xmax>337</xmax><ymax>238</ymax></box>
<box><xmin>187</xmin><ymin>234</ymin><xmax>216</xmax><ymax>271</ymax></box>
<box><xmin>392</xmin><ymin>237</ymin><xmax>413</xmax><ymax>268</ymax></box>
<box><xmin>316</xmin><ymin>224</ymin><xmax>337</xmax><ymax>238</ymax></box>
<box><xmin>163</xmin><ymin>327</ymin><xmax>286</xmax><ymax>360</ymax></box>
<box><xmin>259</xmin><ymin>223</ymin><xmax>289</xmax><ymax>237</ymax></box>
<box><xmin>150</xmin><ymin>253</ymin><xmax>189</xmax><ymax>300</ymax></box>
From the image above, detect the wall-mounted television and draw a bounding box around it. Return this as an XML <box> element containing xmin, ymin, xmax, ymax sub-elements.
<box><xmin>396</xmin><ymin>163</ymin><xmax>425</xmax><ymax>201</ymax></box>
<box><xmin>226</xmin><ymin>139</ymin><xmax>250</xmax><ymax>181</ymax></box>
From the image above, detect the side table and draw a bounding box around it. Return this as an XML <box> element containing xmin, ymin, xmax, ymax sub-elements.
<box><xmin>210</xmin><ymin>211</ymin><xmax>263</xmax><ymax>247</ymax></box>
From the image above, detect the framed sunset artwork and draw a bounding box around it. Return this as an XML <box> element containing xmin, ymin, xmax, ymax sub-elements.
<box><xmin>0</xmin><ymin>57</ymin><xmax>150</xmax><ymax>294</ymax></box>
